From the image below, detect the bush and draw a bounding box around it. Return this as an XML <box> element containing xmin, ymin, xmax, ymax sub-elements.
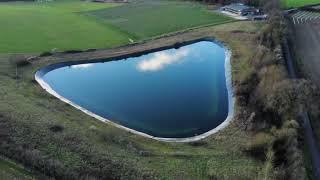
<box><xmin>250</xmin><ymin>45</ymin><xmax>280</xmax><ymax>69</ymax></box>
<box><xmin>269</xmin><ymin>122</ymin><xmax>305</xmax><ymax>179</ymax></box>
<box><xmin>264</xmin><ymin>79</ymin><xmax>320</xmax><ymax>116</ymax></box>
<box><xmin>244</xmin><ymin>132</ymin><xmax>273</xmax><ymax>160</ymax></box>
<box><xmin>257</xmin><ymin>3</ymin><xmax>286</xmax><ymax>50</ymax></box>
<box><xmin>283</xmin><ymin>120</ymin><xmax>299</xmax><ymax>129</ymax></box>
<box><xmin>84</xmin><ymin>49</ymin><xmax>97</xmax><ymax>52</ymax></box>
<box><xmin>188</xmin><ymin>140</ymin><xmax>208</xmax><ymax>147</ymax></box>
<box><xmin>63</xmin><ymin>50</ymin><xmax>83</xmax><ymax>54</ymax></box>
<box><xmin>10</xmin><ymin>55</ymin><xmax>30</xmax><ymax>67</ymax></box>
<box><xmin>49</xmin><ymin>124</ymin><xmax>64</xmax><ymax>133</ymax></box>
<box><xmin>39</xmin><ymin>51</ymin><xmax>52</xmax><ymax>57</ymax></box>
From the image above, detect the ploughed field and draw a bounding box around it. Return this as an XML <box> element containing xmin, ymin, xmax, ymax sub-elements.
<box><xmin>0</xmin><ymin>0</ymin><xmax>232</xmax><ymax>53</ymax></box>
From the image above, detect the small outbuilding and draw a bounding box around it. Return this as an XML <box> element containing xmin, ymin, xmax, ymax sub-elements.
<box><xmin>221</xmin><ymin>3</ymin><xmax>258</xmax><ymax>16</ymax></box>
<box><xmin>93</xmin><ymin>0</ymin><xmax>128</xmax><ymax>3</ymax></box>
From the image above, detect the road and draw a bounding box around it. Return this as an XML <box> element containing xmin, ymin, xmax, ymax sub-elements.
<box><xmin>283</xmin><ymin>34</ymin><xmax>320</xmax><ymax>179</ymax></box>
<box><xmin>291</xmin><ymin>21</ymin><xmax>320</xmax><ymax>86</ymax></box>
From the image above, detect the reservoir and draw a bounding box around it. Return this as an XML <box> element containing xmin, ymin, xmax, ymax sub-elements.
<box><xmin>36</xmin><ymin>40</ymin><xmax>233</xmax><ymax>139</ymax></box>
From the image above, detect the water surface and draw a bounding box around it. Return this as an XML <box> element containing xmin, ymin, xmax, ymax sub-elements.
<box><xmin>38</xmin><ymin>41</ymin><xmax>231</xmax><ymax>138</ymax></box>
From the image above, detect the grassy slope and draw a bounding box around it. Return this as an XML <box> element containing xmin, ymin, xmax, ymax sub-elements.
<box><xmin>0</xmin><ymin>157</ymin><xmax>34</xmax><ymax>180</ymax></box>
<box><xmin>282</xmin><ymin>0</ymin><xmax>320</xmax><ymax>8</ymax></box>
<box><xmin>0</xmin><ymin>22</ymin><xmax>265</xmax><ymax>179</ymax></box>
<box><xmin>0</xmin><ymin>1</ymin><xmax>131</xmax><ymax>53</ymax></box>
<box><xmin>87</xmin><ymin>0</ymin><xmax>234</xmax><ymax>39</ymax></box>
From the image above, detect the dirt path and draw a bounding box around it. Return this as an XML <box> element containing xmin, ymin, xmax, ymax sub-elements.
<box><xmin>34</xmin><ymin>28</ymin><xmax>222</xmax><ymax>64</ymax></box>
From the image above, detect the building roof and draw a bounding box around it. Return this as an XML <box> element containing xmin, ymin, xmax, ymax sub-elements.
<box><xmin>224</xmin><ymin>3</ymin><xmax>252</xmax><ymax>12</ymax></box>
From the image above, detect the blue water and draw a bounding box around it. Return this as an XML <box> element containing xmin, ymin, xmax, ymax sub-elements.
<box><xmin>39</xmin><ymin>41</ymin><xmax>229</xmax><ymax>138</ymax></box>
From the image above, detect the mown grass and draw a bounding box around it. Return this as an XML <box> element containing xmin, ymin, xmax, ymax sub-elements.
<box><xmin>0</xmin><ymin>1</ymin><xmax>130</xmax><ymax>53</ymax></box>
<box><xmin>282</xmin><ymin>0</ymin><xmax>320</xmax><ymax>8</ymax></box>
<box><xmin>87</xmin><ymin>0</ymin><xmax>234</xmax><ymax>39</ymax></box>
<box><xmin>0</xmin><ymin>22</ymin><xmax>266</xmax><ymax>179</ymax></box>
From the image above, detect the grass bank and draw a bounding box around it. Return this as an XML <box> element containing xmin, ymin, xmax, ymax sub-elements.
<box><xmin>0</xmin><ymin>156</ymin><xmax>35</xmax><ymax>179</ymax></box>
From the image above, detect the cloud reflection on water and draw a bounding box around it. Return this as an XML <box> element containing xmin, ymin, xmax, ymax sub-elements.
<box><xmin>137</xmin><ymin>48</ymin><xmax>190</xmax><ymax>72</ymax></box>
<box><xmin>71</xmin><ymin>64</ymin><xmax>94</xmax><ymax>69</ymax></box>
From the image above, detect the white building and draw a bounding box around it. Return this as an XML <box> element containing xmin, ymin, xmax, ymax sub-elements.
<box><xmin>221</xmin><ymin>3</ymin><xmax>258</xmax><ymax>16</ymax></box>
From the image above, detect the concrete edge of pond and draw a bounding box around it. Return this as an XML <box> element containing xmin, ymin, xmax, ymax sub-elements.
<box><xmin>34</xmin><ymin>38</ymin><xmax>235</xmax><ymax>143</ymax></box>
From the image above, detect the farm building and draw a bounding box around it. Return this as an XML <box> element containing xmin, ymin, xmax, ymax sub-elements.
<box><xmin>221</xmin><ymin>3</ymin><xmax>258</xmax><ymax>16</ymax></box>
<box><xmin>93</xmin><ymin>0</ymin><xmax>128</xmax><ymax>3</ymax></box>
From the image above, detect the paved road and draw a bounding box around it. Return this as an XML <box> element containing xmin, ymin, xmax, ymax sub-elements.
<box><xmin>292</xmin><ymin>21</ymin><xmax>320</xmax><ymax>87</ymax></box>
<box><xmin>287</xmin><ymin>10</ymin><xmax>320</xmax><ymax>179</ymax></box>
<box><xmin>283</xmin><ymin>36</ymin><xmax>320</xmax><ymax>179</ymax></box>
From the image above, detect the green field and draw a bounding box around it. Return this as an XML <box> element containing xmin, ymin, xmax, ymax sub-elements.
<box><xmin>88</xmin><ymin>0</ymin><xmax>233</xmax><ymax>39</ymax></box>
<box><xmin>0</xmin><ymin>0</ymin><xmax>232</xmax><ymax>53</ymax></box>
<box><xmin>0</xmin><ymin>1</ymin><xmax>131</xmax><ymax>53</ymax></box>
<box><xmin>282</xmin><ymin>0</ymin><xmax>320</xmax><ymax>8</ymax></box>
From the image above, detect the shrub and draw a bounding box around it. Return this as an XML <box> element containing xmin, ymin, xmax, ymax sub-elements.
<box><xmin>39</xmin><ymin>51</ymin><xmax>52</xmax><ymax>57</ymax></box>
<box><xmin>188</xmin><ymin>140</ymin><xmax>208</xmax><ymax>147</ymax></box>
<box><xmin>283</xmin><ymin>120</ymin><xmax>299</xmax><ymax>129</ymax></box>
<box><xmin>63</xmin><ymin>50</ymin><xmax>83</xmax><ymax>54</ymax></box>
<box><xmin>10</xmin><ymin>55</ymin><xmax>30</xmax><ymax>67</ymax></box>
<box><xmin>250</xmin><ymin>45</ymin><xmax>281</xmax><ymax>69</ymax></box>
<box><xmin>84</xmin><ymin>49</ymin><xmax>97</xmax><ymax>52</ymax></box>
<box><xmin>49</xmin><ymin>124</ymin><xmax>64</xmax><ymax>133</ymax></box>
<box><xmin>269</xmin><ymin>122</ymin><xmax>306</xmax><ymax>179</ymax></box>
<box><xmin>263</xmin><ymin>146</ymin><xmax>275</xmax><ymax>180</ymax></box>
<box><xmin>244</xmin><ymin>132</ymin><xmax>273</xmax><ymax>160</ymax></box>
<box><xmin>264</xmin><ymin>79</ymin><xmax>320</xmax><ymax>116</ymax></box>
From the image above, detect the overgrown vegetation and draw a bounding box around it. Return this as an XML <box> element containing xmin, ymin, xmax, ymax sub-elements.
<box><xmin>234</xmin><ymin>0</ymin><xmax>320</xmax><ymax>179</ymax></box>
<box><xmin>0</xmin><ymin>156</ymin><xmax>35</xmax><ymax>180</ymax></box>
